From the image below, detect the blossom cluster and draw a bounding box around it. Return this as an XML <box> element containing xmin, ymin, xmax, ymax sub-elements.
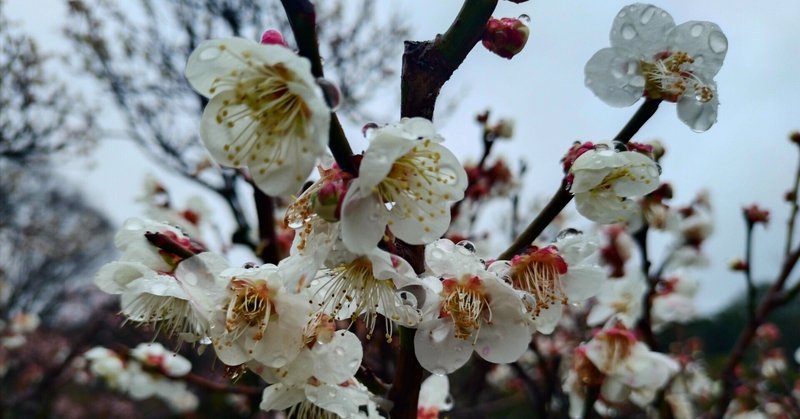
<box><xmin>88</xmin><ymin>3</ymin><xmax>738</xmax><ymax>418</ymax></box>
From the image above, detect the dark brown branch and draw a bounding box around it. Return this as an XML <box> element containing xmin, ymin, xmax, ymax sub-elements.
<box><xmin>182</xmin><ymin>372</ymin><xmax>261</xmax><ymax>395</ymax></box>
<box><xmin>785</xmin><ymin>145</ymin><xmax>800</xmax><ymax>256</ymax></box>
<box><xmin>279</xmin><ymin>0</ymin><xmax>355</xmax><ymax>174</ymax></box>
<box><xmin>633</xmin><ymin>225</ymin><xmax>658</xmax><ymax>349</ymax></box>
<box><xmin>253</xmin><ymin>187</ymin><xmax>280</xmax><ymax>264</ymax></box>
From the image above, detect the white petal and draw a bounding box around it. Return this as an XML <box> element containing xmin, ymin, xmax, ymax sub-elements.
<box><xmin>419</xmin><ymin>374</ymin><xmax>452</xmax><ymax>410</ymax></box>
<box><xmin>677</xmin><ymin>88</ymin><xmax>719</xmax><ymax>132</ymax></box>
<box><xmin>667</xmin><ymin>21</ymin><xmax>727</xmax><ymax>77</ymax></box>
<box><xmin>359</xmin><ymin>134</ymin><xmax>416</xmax><ymax>191</ymax></box>
<box><xmin>561</xmin><ymin>265</ymin><xmax>606</xmax><ymax>301</ymax></box>
<box><xmin>532</xmin><ymin>303</ymin><xmax>563</xmax><ymax>335</ymax></box>
<box><xmin>305</xmin><ymin>384</ymin><xmax>369</xmax><ymax>418</ymax></box>
<box><xmin>95</xmin><ymin>262</ymin><xmax>150</xmax><ymax>294</ymax></box>
<box><xmin>574</xmin><ymin>191</ymin><xmax>639</xmax><ymax>225</ymax></box>
<box><xmin>611</xmin><ymin>152</ymin><xmax>660</xmax><ymax>197</ymax></box>
<box><xmin>585</xmin><ymin>48</ymin><xmax>646</xmax><ymax>107</ymax></box>
<box><xmin>475</xmin><ymin>283</ymin><xmax>530</xmax><ymax>363</ymax></box>
<box><xmin>311</xmin><ymin>331</ymin><xmax>362</xmax><ymax>384</ymax></box>
<box><xmin>260</xmin><ymin>383</ymin><xmax>305</xmax><ymax>411</ymax></box>
<box><xmin>340</xmin><ymin>185</ymin><xmax>390</xmax><ymax>254</ymax></box>
<box><xmin>414</xmin><ymin>319</ymin><xmax>473</xmax><ymax>375</ymax></box>
<box><xmin>609</xmin><ymin>4</ymin><xmax>674</xmax><ymax>56</ymax></box>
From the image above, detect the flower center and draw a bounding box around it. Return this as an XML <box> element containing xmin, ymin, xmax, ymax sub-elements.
<box><xmin>225</xmin><ymin>278</ymin><xmax>275</xmax><ymax>340</ymax></box>
<box><xmin>641</xmin><ymin>51</ymin><xmax>713</xmax><ymax>103</ymax></box>
<box><xmin>440</xmin><ymin>276</ymin><xmax>491</xmax><ymax>340</ymax></box>
<box><xmin>375</xmin><ymin>140</ymin><xmax>455</xmax><ymax>234</ymax></box>
<box><xmin>509</xmin><ymin>246</ymin><xmax>568</xmax><ymax>316</ymax></box>
<box><xmin>316</xmin><ymin>258</ymin><xmax>407</xmax><ymax>341</ymax></box>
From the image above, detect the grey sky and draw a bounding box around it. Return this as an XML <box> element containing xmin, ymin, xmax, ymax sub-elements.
<box><xmin>7</xmin><ymin>0</ymin><xmax>800</xmax><ymax>313</ymax></box>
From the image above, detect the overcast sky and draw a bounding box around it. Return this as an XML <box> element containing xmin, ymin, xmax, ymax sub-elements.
<box><xmin>7</xmin><ymin>0</ymin><xmax>800</xmax><ymax>313</ymax></box>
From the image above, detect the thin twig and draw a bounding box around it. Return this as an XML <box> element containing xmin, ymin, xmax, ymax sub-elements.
<box><xmin>497</xmin><ymin>99</ymin><xmax>662</xmax><ymax>260</ymax></box>
<box><xmin>785</xmin><ymin>146</ymin><xmax>800</xmax><ymax>256</ymax></box>
<box><xmin>633</xmin><ymin>225</ymin><xmax>658</xmax><ymax>349</ymax></box>
<box><xmin>743</xmin><ymin>220</ymin><xmax>757</xmax><ymax>322</ymax></box>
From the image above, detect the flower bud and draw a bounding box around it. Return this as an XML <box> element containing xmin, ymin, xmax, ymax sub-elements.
<box><xmin>482</xmin><ymin>17</ymin><xmax>530</xmax><ymax>59</ymax></box>
<box><xmin>260</xmin><ymin>29</ymin><xmax>288</xmax><ymax>47</ymax></box>
<box><xmin>311</xmin><ymin>180</ymin><xmax>345</xmax><ymax>223</ymax></box>
<box><xmin>728</xmin><ymin>258</ymin><xmax>747</xmax><ymax>272</ymax></box>
<box><xmin>743</xmin><ymin>204</ymin><xmax>770</xmax><ymax>226</ymax></box>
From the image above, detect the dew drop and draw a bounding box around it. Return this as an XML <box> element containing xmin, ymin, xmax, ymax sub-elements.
<box><xmin>621</xmin><ymin>24</ymin><xmax>637</xmax><ymax>41</ymax></box>
<box><xmin>361</xmin><ymin>122</ymin><xmax>379</xmax><ymax>137</ymax></box>
<box><xmin>334</xmin><ymin>347</ymin><xmax>345</xmax><ymax>356</ymax></box>
<box><xmin>456</xmin><ymin>240</ymin><xmax>476</xmax><ymax>253</ymax></box>
<box><xmin>630</xmin><ymin>75</ymin><xmax>645</xmax><ymax>88</ymax></box>
<box><xmin>273</xmin><ymin>356</ymin><xmax>288</xmax><ymax>367</ymax></box>
<box><xmin>307</xmin><ymin>393</ymin><xmax>317</xmax><ymax>403</ymax></box>
<box><xmin>617</xmin><ymin>11</ymin><xmax>627</xmax><ymax>18</ymax></box>
<box><xmin>556</xmin><ymin>228</ymin><xmax>582</xmax><ymax>241</ymax></box>
<box><xmin>640</xmin><ymin>6</ymin><xmax>657</xmax><ymax>24</ymax></box>
<box><xmin>593</xmin><ymin>143</ymin><xmax>610</xmax><ymax>151</ymax></box>
<box><xmin>585</xmin><ymin>77</ymin><xmax>593</xmax><ymax>85</ymax></box>
<box><xmin>708</xmin><ymin>31</ymin><xmax>728</xmax><ymax>54</ymax></box>
<box><xmin>429</xmin><ymin>248</ymin><xmax>445</xmax><ymax>260</ymax></box>
<box><xmin>690</xmin><ymin>24</ymin><xmax>704</xmax><ymax>37</ymax></box>
<box><xmin>316</xmin><ymin>78</ymin><xmax>341</xmax><ymax>111</ymax></box>
<box><xmin>198</xmin><ymin>47</ymin><xmax>222</xmax><ymax>61</ymax></box>
<box><xmin>432</xmin><ymin>367</ymin><xmax>447</xmax><ymax>376</ymax></box>
<box><xmin>287</xmin><ymin>219</ymin><xmax>304</xmax><ymax>229</ymax></box>
<box><xmin>611</xmin><ymin>67</ymin><xmax>624</xmax><ymax>79</ymax></box>
<box><xmin>518</xmin><ymin>14</ymin><xmax>530</xmax><ymax>23</ymax></box>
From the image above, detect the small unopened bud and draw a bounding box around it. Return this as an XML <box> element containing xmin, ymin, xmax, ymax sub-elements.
<box><xmin>729</xmin><ymin>258</ymin><xmax>747</xmax><ymax>272</ymax></box>
<box><xmin>492</xmin><ymin>119</ymin><xmax>515</xmax><ymax>139</ymax></box>
<box><xmin>261</xmin><ymin>29</ymin><xmax>288</xmax><ymax>47</ymax></box>
<box><xmin>743</xmin><ymin>204</ymin><xmax>770</xmax><ymax>225</ymax></box>
<box><xmin>476</xmin><ymin>110</ymin><xmax>490</xmax><ymax>124</ymax></box>
<box><xmin>785</xmin><ymin>190</ymin><xmax>797</xmax><ymax>203</ymax></box>
<box><xmin>561</xmin><ymin>141</ymin><xmax>594</xmax><ymax>174</ymax></box>
<box><xmin>756</xmin><ymin>323</ymin><xmax>781</xmax><ymax>343</ymax></box>
<box><xmin>648</xmin><ymin>140</ymin><xmax>666</xmax><ymax>162</ymax></box>
<box><xmin>312</xmin><ymin>180</ymin><xmax>346</xmax><ymax>222</ymax></box>
<box><xmin>789</xmin><ymin>131</ymin><xmax>800</xmax><ymax>145</ymax></box>
<box><xmin>482</xmin><ymin>17</ymin><xmax>530</xmax><ymax>59</ymax></box>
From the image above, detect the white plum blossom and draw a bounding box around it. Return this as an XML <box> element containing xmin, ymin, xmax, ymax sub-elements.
<box><xmin>651</xmin><ymin>271</ymin><xmax>699</xmax><ymax>331</ymax></box>
<box><xmin>130</xmin><ymin>342</ymin><xmax>191</xmax><ymax>377</ymax></box>
<box><xmin>585</xmin><ymin>3</ymin><xmax>728</xmax><ymax>131</ymax></box>
<box><xmin>587</xmin><ymin>271</ymin><xmax>647</xmax><ymax>328</ymax></box>
<box><xmin>340</xmin><ymin>118</ymin><xmax>468</xmax><ymax>253</ymax></box>
<box><xmin>491</xmin><ymin>232</ymin><xmax>605</xmax><ymax>334</ymax></box>
<box><xmin>417</xmin><ymin>374</ymin><xmax>454</xmax><ymax>419</ymax></box>
<box><xmin>186</xmin><ymin>37</ymin><xmax>331</xmax><ymax>196</ymax></box>
<box><xmin>414</xmin><ymin>239</ymin><xmax>529</xmax><ymax>374</ymax></box>
<box><xmin>569</xmin><ymin>146</ymin><xmax>660</xmax><ymax>224</ymax></box>
<box><xmin>210</xmin><ymin>261</ymin><xmax>312</xmax><ymax>368</ymax></box>
<box><xmin>309</xmin><ymin>248</ymin><xmax>423</xmax><ymax>340</ymax></box>
<box><xmin>95</xmin><ymin>219</ymin><xmax>227</xmax><ymax>340</ymax></box>
<box><xmin>583</xmin><ymin>324</ymin><xmax>679</xmax><ymax>409</ymax></box>
<box><xmin>255</xmin><ymin>328</ymin><xmax>383</xmax><ymax>418</ymax></box>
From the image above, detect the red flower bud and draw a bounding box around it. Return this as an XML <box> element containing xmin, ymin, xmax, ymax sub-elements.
<box><xmin>482</xmin><ymin>17</ymin><xmax>530</xmax><ymax>59</ymax></box>
<box><xmin>260</xmin><ymin>29</ymin><xmax>288</xmax><ymax>47</ymax></box>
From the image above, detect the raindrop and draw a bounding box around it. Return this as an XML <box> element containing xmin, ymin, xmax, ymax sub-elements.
<box><xmin>625</xmin><ymin>61</ymin><xmax>639</xmax><ymax>75</ymax></box>
<box><xmin>455</xmin><ymin>346</ymin><xmax>463</xmax><ymax>352</ymax></box>
<box><xmin>315</xmin><ymin>78</ymin><xmax>341</xmax><ymax>111</ymax></box>
<box><xmin>361</xmin><ymin>122</ymin><xmax>379</xmax><ymax>137</ymax></box>
<box><xmin>640</xmin><ymin>6</ymin><xmax>657</xmax><ymax>24</ymax></box>
<box><xmin>617</xmin><ymin>11</ymin><xmax>627</xmax><ymax>18</ymax></box>
<box><xmin>334</xmin><ymin>347</ymin><xmax>345</xmax><ymax>356</ymax></box>
<box><xmin>630</xmin><ymin>75</ymin><xmax>645</xmax><ymax>88</ymax></box>
<box><xmin>690</xmin><ymin>24</ymin><xmax>704</xmax><ymax>37</ymax></box>
<box><xmin>518</xmin><ymin>14</ymin><xmax>530</xmax><ymax>24</ymax></box>
<box><xmin>708</xmin><ymin>31</ymin><xmax>728</xmax><ymax>54</ymax></box>
<box><xmin>432</xmin><ymin>368</ymin><xmax>447</xmax><ymax>376</ymax></box>
<box><xmin>198</xmin><ymin>47</ymin><xmax>222</xmax><ymax>61</ymax></box>
<box><xmin>368</xmin><ymin>212</ymin><xmax>380</xmax><ymax>222</ymax></box>
<box><xmin>585</xmin><ymin>77</ymin><xmax>593</xmax><ymax>85</ymax></box>
<box><xmin>593</xmin><ymin>143</ymin><xmax>610</xmax><ymax>151</ymax></box>
<box><xmin>556</xmin><ymin>228</ymin><xmax>582</xmax><ymax>241</ymax></box>
<box><xmin>429</xmin><ymin>248</ymin><xmax>445</xmax><ymax>259</ymax></box>
<box><xmin>456</xmin><ymin>240</ymin><xmax>476</xmax><ymax>253</ymax></box>
<box><xmin>307</xmin><ymin>393</ymin><xmax>317</xmax><ymax>403</ymax></box>
<box><xmin>610</xmin><ymin>67</ymin><xmax>623</xmax><ymax>79</ymax></box>
<box><xmin>273</xmin><ymin>356</ymin><xmax>288</xmax><ymax>367</ymax></box>
<box><xmin>287</xmin><ymin>219</ymin><xmax>304</xmax><ymax>229</ymax></box>
<box><xmin>621</xmin><ymin>24</ymin><xmax>637</xmax><ymax>41</ymax></box>
<box><xmin>328</xmin><ymin>391</ymin><xmax>337</xmax><ymax>398</ymax></box>
<box><xmin>612</xmin><ymin>140</ymin><xmax>628</xmax><ymax>151</ymax></box>
<box><xmin>348</xmin><ymin>360</ymin><xmax>360</xmax><ymax>370</ymax></box>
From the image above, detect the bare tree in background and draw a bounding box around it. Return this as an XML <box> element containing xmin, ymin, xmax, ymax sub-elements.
<box><xmin>0</xmin><ymin>9</ymin><xmax>96</xmax><ymax>163</ymax></box>
<box><xmin>64</xmin><ymin>0</ymin><xmax>409</xmax><ymax>252</ymax></box>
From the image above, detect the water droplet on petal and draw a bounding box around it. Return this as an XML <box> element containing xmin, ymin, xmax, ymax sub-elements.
<box><xmin>315</xmin><ymin>78</ymin><xmax>341</xmax><ymax>111</ymax></box>
<box><xmin>456</xmin><ymin>240</ymin><xmax>476</xmax><ymax>253</ymax></box>
<box><xmin>198</xmin><ymin>46</ymin><xmax>222</xmax><ymax>61</ymax></box>
<box><xmin>640</xmin><ymin>6</ymin><xmax>657</xmax><ymax>24</ymax></box>
<box><xmin>690</xmin><ymin>24</ymin><xmax>704</xmax><ymax>37</ymax></box>
<box><xmin>429</xmin><ymin>248</ymin><xmax>445</xmax><ymax>259</ymax></box>
<box><xmin>273</xmin><ymin>356</ymin><xmax>288</xmax><ymax>367</ymax></box>
<box><xmin>708</xmin><ymin>31</ymin><xmax>728</xmax><ymax>54</ymax></box>
<box><xmin>594</xmin><ymin>143</ymin><xmax>610</xmax><ymax>151</ymax></box>
<box><xmin>518</xmin><ymin>14</ymin><xmax>530</xmax><ymax>23</ymax></box>
<box><xmin>307</xmin><ymin>393</ymin><xmax>317</xmax><ymax>402</ymax></box>
<box><xmin>630</xmin><ymin>75</ymin><xmax>645</xmax><ymax>88</ymax></box>
<box><xmin>432</xmin><ymin>367</ymin><xmax>447</xmax><ymax>376</ymax></box>
<box><xmin>362</xmin><ymin>122</ymin><xmax>379</xmax><ymax>137</ymax></box>
<box><xmin>647</xmin><ymin>165</ymin><xmax>660</xmax><ymax>177</ymax></box>
<box><xmin>334</xmin><ymin>347</ymin><xmax>345</xmax><ymax>356</ymax></box>
<box><xmin>556</xmin><ymin>228</ymin><xmax>582</xmax><ymax>241</ymax></box>
<box><xmin>621</xmin><ymin>24</ymin><xmax>637</xmax><ymax>41</ymax></box>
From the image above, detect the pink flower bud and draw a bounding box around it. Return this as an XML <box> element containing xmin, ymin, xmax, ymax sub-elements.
<box><xmin>260</xmin><ymin>29</ymin><xmax>288</xmax><ymax>47</ymax></box>
<box><xmin>482</xmin><ymin>17</ymin><xmax>530</xmax><ymax>59</ymax></box>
